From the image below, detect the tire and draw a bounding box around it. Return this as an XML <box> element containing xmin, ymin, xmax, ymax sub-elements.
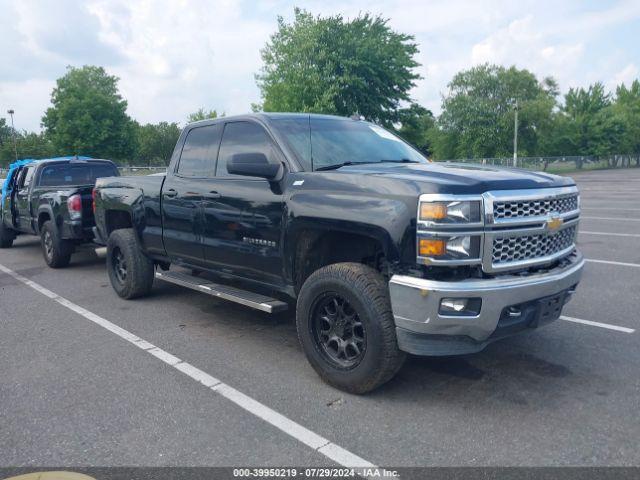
<box><xmin>0</xmin><ymin>221</ymin><xmax>15</xmax><ymax>248</ymax></box>
<box><xmin>40</xmin><ymin>220</ymin><xmax>72</xmax><ymax>268</ymax></box>
<box><xmin>106</xmin><ymin>228</ymin><xmax>154</xmax><ymax>299</ymax></box>
<box><xmin>296</xmin><ymin>262</ymin><xmax>406</xmax><ymax>394</ymax></box>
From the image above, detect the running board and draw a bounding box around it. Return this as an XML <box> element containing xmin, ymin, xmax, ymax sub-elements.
<box><xmin>154</xmin><ymin>271</ymin><xmax>288</xmax><ymax>313</ymax></box>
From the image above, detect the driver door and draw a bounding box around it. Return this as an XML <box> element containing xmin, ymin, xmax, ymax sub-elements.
<box><xmin>201</xmin><ymin>120</ymin><xmax>287</xmax><ymax>286</ymax></box>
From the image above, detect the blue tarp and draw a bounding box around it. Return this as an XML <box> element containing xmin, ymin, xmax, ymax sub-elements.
<box><xmin>1</xmin><ymin>156</ymin><xmax>93</xmax><ymax>213</ymax></box>
<box><xmin>1</xmin><ymin>158</ymin><xmax>37</xmax><ymax>209</ymax></box>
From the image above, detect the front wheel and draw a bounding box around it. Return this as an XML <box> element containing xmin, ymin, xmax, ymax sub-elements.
<box><xmin>40</xmin><ymin>221</ymin><xmax>72</xmax><ymax>268</ymax></box>
<box><xmin>106</xmin><ymin>228</ymin><xmax>154</xmax><ymax>299</ymax></box>
<box><xmin>296</xmin><ymin>263</ymin><xmax>406</xmax><ymax>394</ymax></box>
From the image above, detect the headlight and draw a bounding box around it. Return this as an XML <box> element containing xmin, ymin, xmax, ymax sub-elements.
<box><xmin>418</xmin><ymin>235</ymin><xmax>481</xmax><ymax>262</ymax></box>
<box><xmin>419</xmin><ymin>200</ymin><xmax>481</xmax><ymax>224</ymax></box>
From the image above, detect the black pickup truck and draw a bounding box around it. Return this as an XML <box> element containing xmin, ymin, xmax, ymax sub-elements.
<box><xmin>0</xmin><ymin>157</ymin><xmax>119</xmax><ymax>267</ymax></box>
<box><xmin>94</xmin><ymin>113</ymin><xmax>584</xmax><ymax>393</ymax></box>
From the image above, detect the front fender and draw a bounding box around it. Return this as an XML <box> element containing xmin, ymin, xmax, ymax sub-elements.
<box><xmin>283</xmin><ymin>188</ymin><xmax>417</xmax><ymax>284</ymax></box>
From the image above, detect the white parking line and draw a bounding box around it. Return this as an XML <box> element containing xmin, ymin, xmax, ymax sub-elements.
<box><xmin>582</xmin><ymin>216</ymin><xmax>640</xmax><ymax>222</ymax></box>
<box><xmin>581</xmin><ymin>207</ymin><xmax>640</xmax><ymax>211</ymax></box>
<box><xmin>580</xmin><ymin>231</ymin><xmax>640</xmax><ymax>237</ymax></box>
<box><xmin>0</xmin><ymin>263</ymin><xmax>379</xmax><ymax>473</ymax></box>
<box><xmin>560</xmin><ymin>316</ymin><xmax>635</xmax><ymax>333</ymax></box>
<box><xmin>586</xmin><ymin>258</ymin><xmax>640</xmax><ymax>269</ymax></box>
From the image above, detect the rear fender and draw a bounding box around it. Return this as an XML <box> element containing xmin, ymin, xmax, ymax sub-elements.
<box><xmin>97</xmin><ymin>186</ymin><xmax>147</xmax><ymax>245</ymax></box>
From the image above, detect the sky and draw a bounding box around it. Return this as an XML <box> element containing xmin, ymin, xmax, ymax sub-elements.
<box><xmin>1</xmin><ymin>0</ymin><xmax>639</xmax><ymax>132</ymax></box>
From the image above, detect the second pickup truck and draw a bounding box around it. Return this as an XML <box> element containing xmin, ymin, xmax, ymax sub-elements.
<box><xmin>94</xmin><ymin>113</ymin><xmax>584</xmax><ymax>393</ymax></box>
<box><xmin>1</xmin><ymin>157</ymin><xmax>119</xmax><ymax>267</ymax></box>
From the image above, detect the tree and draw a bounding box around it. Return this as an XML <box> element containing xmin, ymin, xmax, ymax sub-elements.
<box><xmin>433</xmin><ymin>64</ymin><xmax>558</xmax><ymax>159</ymax></box>
<box><xmin>42</xmin><ymin>65</ymin><xmax>135</xmax><ymax>161</ymax></box>
<box><xmin>0</xmin><ymin>118</ymin><xmax>13</xmax><ymax>164</ymax></box>
<box><xmin>612</xmin><ymin>80</ymin><xmax>640</xmax><ymax>156</ymax></box>
<box><xmin>133</xmin><ymin>121</ymin><xmax>181</xmax><ymax>166</ymax></box>
<box><xmin>0</xmin><ymin>127</ymin><xmax>56</xmax><ymax>167</ymax></box>
<box><xmin>256</xmin><ymin>8</ymin><xmax>420</xmax><ymax>126</ymax></box>
<box><xmin>187</xmin><ymin>108</ymin><xmax>222</xmax><ymax>123</ymax></box>
<box><xmin>560</xmin><ymin>82</ymin><xmax>624</xmax><ymax>156</ymax></box>
<box><xmin>395</xmin><ymin>104</ymin><xmax>435</xmax><ymax>155</ymax></box>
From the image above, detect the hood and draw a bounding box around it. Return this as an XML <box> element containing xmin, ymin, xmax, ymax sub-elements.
<box><xmin>332</xmin><ymin>161</ymin><xmax>574</xmax><ymax>194</ymax></box>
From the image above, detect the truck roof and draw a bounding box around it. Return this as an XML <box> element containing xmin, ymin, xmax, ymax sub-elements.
<box><xmin>31</xmin><ymin>157</ymin><xmax>115</xmax><ymax>166</ymax></box>
<box><xmin>186</xmin><ymin>112</ymin><xmax>357</xmax><ymax>128</ymax></box>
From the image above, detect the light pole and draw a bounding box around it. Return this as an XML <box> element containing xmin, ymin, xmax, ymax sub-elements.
<box><xmin>512</xmin><ymin>100</ymin><xmax>518</xmax><ymax>168</ymax></box>
<box><xmin>7</xmin><ymin>109</ymin><xmax>18</xmax><ymax>161</ymax></box>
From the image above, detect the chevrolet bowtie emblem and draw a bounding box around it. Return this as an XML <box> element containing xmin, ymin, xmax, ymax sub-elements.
<box><xmin>547</xmin><ymin>216</ymin><xmax>563</xmax><ymax>231</ymax></box>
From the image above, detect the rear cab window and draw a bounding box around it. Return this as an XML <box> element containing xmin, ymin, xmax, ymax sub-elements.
<box><xmin>37</xmin><ymin>162</ymin><xmax>119</xmax><ymax>187</ymax></box>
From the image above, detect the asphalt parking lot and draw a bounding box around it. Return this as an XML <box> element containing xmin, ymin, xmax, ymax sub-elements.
<box><xmin>1</xmin><ymin>167</ymin><xmax>638</xmax><ymax>469</ymax></box>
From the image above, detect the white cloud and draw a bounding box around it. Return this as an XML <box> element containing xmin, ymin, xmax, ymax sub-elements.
<box><xmin>0</xmin><ymin>79</ymin><xmax>55</xmax><ymax>130</ymax></box>
<box><xmin>470</xmin><ymin>16</ymin><xmax>585</xmax><ymax>85</ymax></box>
<box><xmin>609</xmin><ymin>63</ymin><xmax>639</xmax><ymax>90</ymax></box>
<box><xmin>0</xmin><ymin>0</ymin><xmax>639</xmax><ymax>131</ymax></box>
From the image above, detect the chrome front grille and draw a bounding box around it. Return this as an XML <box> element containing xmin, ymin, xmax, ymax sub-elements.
<box><xmin>492</xmin><ymin>226</ymin><xmax>577</xmax><ymax>265</ymax></box>
<box><xmin>482</xmin><ymin>186</ymin><xmax>580</xmax><ymax>273</ymax></box>
<box><xmin>493</xmin><ymin>193</ymin><xmax>579</xmax><ymax>220</ymax></box>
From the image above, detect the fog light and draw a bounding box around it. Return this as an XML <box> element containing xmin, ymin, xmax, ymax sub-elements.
<box><xmin>439</xmin><ymin>297</ymin><xmax>482</xmax><ymax>316</ymax></box>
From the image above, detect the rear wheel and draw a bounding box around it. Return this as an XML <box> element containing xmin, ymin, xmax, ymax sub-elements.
<box><xmin>0</xmin><ymin>222</ymin><xmax>15</xmax><ymax>248</ymax></box>
<box><xmin>296</xmin><ymin>263</ymin><xmax>406</xmax><ymax>394</ymax></box>
<box><xmin>40</xmin><ymin>221</ymin><xmax>72</xmax><ymax>268</ymax></box>
<box><xmin>106</xmin><ymin>228</ymin><xmax>154</xmax><ymax>299</ymax></box>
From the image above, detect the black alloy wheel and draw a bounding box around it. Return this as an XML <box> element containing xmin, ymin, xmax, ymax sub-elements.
<box><xmin>111</xmin><ymin>246</ymin><xmax>128</xmax><ymax>285</ymax></box>
<box><xmin>43</xmin><ymin>230</ymin><xmax>53</xmax><ymax>262</ymax></box>
<box><xmin>311</xmin><ymin>293</ymin><xmax>366</xmax><ymax>369</ymax></box>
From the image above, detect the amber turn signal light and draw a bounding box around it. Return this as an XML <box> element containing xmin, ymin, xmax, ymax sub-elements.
<box><xmin>420</xmin><ymin>202</ymin><xmax>447</xmax><ymax>220</ymax></box>
<box><xmin>419</xmin><ymin>238</ymin><xmax>446</xmax><ymax>257</ymax></box>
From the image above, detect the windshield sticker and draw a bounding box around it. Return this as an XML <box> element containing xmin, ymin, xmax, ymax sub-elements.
<box><xmin>369</xmin><ymin>125</ymin><xmax>401</xmax><ymax>142</ymax></box>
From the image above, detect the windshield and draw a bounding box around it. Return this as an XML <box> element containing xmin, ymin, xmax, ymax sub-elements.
<box><xmin>38</xmin><ymin>162</ymin><xmax>119</xmax><ymax>187</ymax></box>
<box><xmin>271</xmin><ymin>116</ymin><xmax>428</xmax><ymax>171</ymax></box>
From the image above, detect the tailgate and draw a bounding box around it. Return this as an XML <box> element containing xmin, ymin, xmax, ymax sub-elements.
<box><xmin>67</xmin><ymin>186</ymin><xmax>96</xmax><ymax>228</ymax></box>
<box><xmin>79</xmin><ymin>186</ymin><xmax>96</xmax><ymax>227</ymax></box>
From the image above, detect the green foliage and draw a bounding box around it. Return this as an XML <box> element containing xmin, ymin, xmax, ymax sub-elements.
<box><xmin>395</xmin><ymin>104</ymin><xmax>435</xmax><ymax>155</ymax></box>
<box><xmin>432</xmin><ymin>64</ymin><xmax>558</xmax><ymax>159</ymax></box>
<box><xmin>42</xmin><ymin>65</ymin><xmax>135</xmax><ymax>161</ymax></box>
<box><xmin>431</xmin><ymin>64</ymin><xmax>639</xmax><ymax>160</ymax></box>
<box><xmin>133</xmin><ymin>121</ymin><xmax>181</xmax><ymax>166</ymax></box>
<box><xmin>612</xmin><ymin>80</ymin><xmax>640</xmax><ymax>155</ymax></box>
<box><xmin>256</xmin><ymin>8</ymin><xmax>420</xmax><ymax>126</ymax></box>
<box><xmin>187</xmin><ymin>108</ymin><xmax>222</xmax><ymax>122</ymax></box>
<box><xmin>559</xmin><ymin>83</ymin><xmax>625</xmax><ymax>156</ymax></box>
<box><xmin>0</xmin><ymin>120</ymin><xmax>57</xmax><ymax>167</ymax></box>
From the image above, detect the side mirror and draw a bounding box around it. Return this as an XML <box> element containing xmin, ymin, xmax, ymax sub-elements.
<box><xmin>227</xmin><ymin>152</ymin><xmax>281</xmax><ymax>180</ymax></box>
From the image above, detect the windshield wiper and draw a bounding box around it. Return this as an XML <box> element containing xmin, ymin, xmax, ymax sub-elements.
<box><xmin>315</xmin><ymin>161</ymin><xmax>379</xmax><ymax>171</ymax></box>
<box><xmin>314</xmin><ymin>159</ymin><xmax>421</xmax><ymax>171</ymax></box>
<box><xmin>379</xmin><ymin>159</ymin><xmax>421</xmax><ymax>164</ymax></box>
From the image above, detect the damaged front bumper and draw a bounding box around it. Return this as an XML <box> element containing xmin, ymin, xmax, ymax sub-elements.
<box><xmin>389</xmin><ymin>252</ymin><xmax>585</xmax><ymax>356</ymax></box>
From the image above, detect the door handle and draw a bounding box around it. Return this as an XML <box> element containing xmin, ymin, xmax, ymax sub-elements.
<box><xmin>205</xmin><ymin>190</ymin><xmax>221</xmax><ymax>199</ymax></box>
<box><xmin>164</xmin><ymin>188</ymin><xmax>177</xmax><ymax>198</ymax></box>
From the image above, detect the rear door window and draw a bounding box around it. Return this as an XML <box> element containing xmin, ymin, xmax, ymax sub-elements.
<box><xmin>177</xmin><ymin>124</ymin><xmax>221</xmax><ymax>177</ymax></box>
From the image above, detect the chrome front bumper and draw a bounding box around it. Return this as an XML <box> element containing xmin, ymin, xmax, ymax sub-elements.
<box><xmin>389</xmin><ymin>252</ymin><xmax>585</xmax><ymax>356</ymax></box>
